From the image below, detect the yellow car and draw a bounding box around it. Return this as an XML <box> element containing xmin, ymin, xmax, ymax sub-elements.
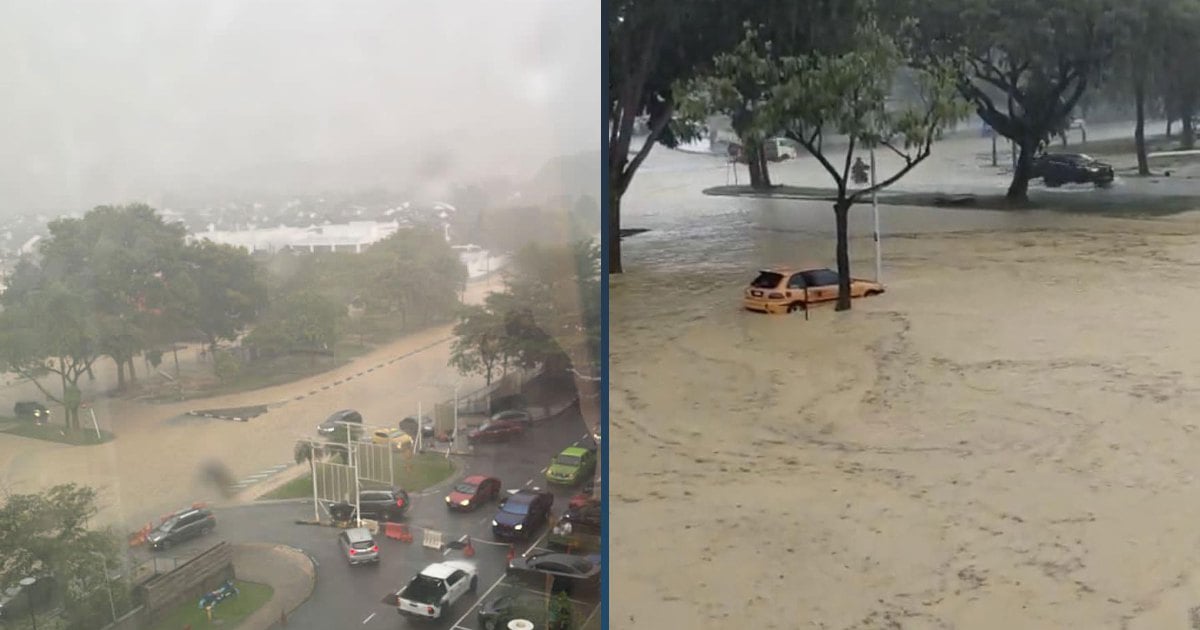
<box><xmin>743</xmin><ymin>266</ymin><xmax>884</xmax><ymax>314</ymax></box>
<box><xmin>371</xmin><ymin>428</ymin><xmax>414</xmax><ymax>451</ymax></box>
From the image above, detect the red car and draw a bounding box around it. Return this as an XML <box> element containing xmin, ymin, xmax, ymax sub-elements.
<box><xmin>467</xmin><ymin>419</ymin><xmax>525</xmax><ymax>444</ymax></box>
<box><xmin>444</xmin><ymin>475</ymin><xmax>502</xmax><ymax>511</ymax></box>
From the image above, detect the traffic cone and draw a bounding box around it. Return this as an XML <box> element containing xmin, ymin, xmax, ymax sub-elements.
<box><xmin>463</xmin><ymin>536</ymin><xmax>475</xmax><ymax>558</ymax></box>
<box><xmin>506</xmin><ymin>544</ymin><xmax>515</xmax><ymax>563</ymax></box>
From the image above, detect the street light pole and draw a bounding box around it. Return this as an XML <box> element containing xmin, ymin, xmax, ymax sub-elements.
<box><xmin>90</xmin><ymin>552</ymin><xmax>117</xmax><ymax>625</ymax></box>
<box><xmin>19</xmin><ymin>577</ymin><xmax>37</xmax><ymax>630</ymax></box>
<box><xmin>870</xmin><ymin>145</ymin><xmax>882</xmax><ymax>283</ymax></box>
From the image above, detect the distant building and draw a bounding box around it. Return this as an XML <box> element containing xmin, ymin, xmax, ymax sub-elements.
<box><xmin>191</xmin><ymin>221</ymin><xmax>404</xmax><ymax>254</ymax></box>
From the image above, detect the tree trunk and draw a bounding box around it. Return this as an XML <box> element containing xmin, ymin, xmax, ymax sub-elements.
<box><xmin>173</xmin><ymin>345</ymin><xmax>180</xmax><ymax>377</ymax></box>
<box><xmin>745</xmin><ymin>140</ymin><xmax>772</xmax><ymax>190</ymax></box>
<box><xmin>115</xmin><ymin>359</ymin><xmax>126</xmax><ymax>391</ymax></box>
<box><xmin>609</xmin><ymin>193</ymin><xmax>623</xmax><ymax>274</ymax></box>
<box><xmin>1006</xmin><ymin>139</ymin><xmax>1038</xmax><ymax>203</ymax></box>
<box><xmin>127</xmin><ymin>358</ymin><xmax>137</xmax><ymax>384</ymax></box>
<box><xmin>1183</xmin><ymin>111</ymin><xmax>1195</xmax><ymax>150</ymax></box>
<box><xmin>1135</xmin><ymin>78</ymin><xmax>1150</xmax><ymax>176</ymax></box>
<box><xmin>833</xmin><ymin>199</ymin><xmax>853</xmax><ymax>312</ymax></box>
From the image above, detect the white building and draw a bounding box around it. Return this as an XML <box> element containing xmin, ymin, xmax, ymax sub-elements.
<box><xmin>192</xmin><ymin>221</ymin><xmax>403</xmax><ymax>254</ymax></box>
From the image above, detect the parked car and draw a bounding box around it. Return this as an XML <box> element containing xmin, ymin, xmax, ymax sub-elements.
<box><xmin>12</xmin><ymin>401</ymin><xmax>50</xmax><ymax>423</ymax></box>
<box><xmin>355</xmin><ymin>488</ymin><xmax>410</xmax><ymax>522</ymax></box>
<box><xmin>491</xmin><ymin>488</ymin><xmax>553</xmax><ymax>540</ymax></box>
<box><xmin>544</xmin><ymin>446</ymin><xmax>598</xmax><ymax>486</ymax></box>
<box><xmin>337</xmin><ymin>527</ymin><xmax>380</xmax><ymax>566</ymax></box>
<box><xmin>506</xmin><ymin>551</ymin><xmax>601</xmax><ymax>595</ymax></box>
<box><xmin>468</xmin><ymin>419</ymin><xmax>525</xmax><ymax>444</ymax></box>
<box><xmin>0</xmin><ymin>575</ymin><xmax>56</xmax><ymax>620</ymax></box>
<box><xmin>490</xmin><ymin>409</ymin><xmax>533</xmax><ymax>425</ymax></box>
<box><xmin>549</xmin><ymin>497</ymin><xmax>601</xmax><ymax>553</ymax></box>
<box><xmin>147</xmin><ymin>507</ymin><xmax>216</xmax><ymax>550</ymax></box>
<box><xmin>743</xmin><ymin>266</ymin><xmax>884</xmax><ymax>314</ymax></box>
<box><xmin>445</xmin><ymin>475</ymin><xmax>502</xmax><ymax>511</ymax></box>
<box><xmin>1032</xmin><ymin>152</ymin><xmax>1114</xmax><ymax>187</ymax></box>
<box><xmin>318</xmin><ymin>409</ymin><xmax>362</xmax><ymax>436</ymax></box>
<box><xmin>370</xmin><ymin>428</ymin><xmax>414</xmax><ymax>452</ymax></box>
<box><xmin>396</xmin><ymin>561</ymin><xmax>478</xmax><ymax>620</ymax></box>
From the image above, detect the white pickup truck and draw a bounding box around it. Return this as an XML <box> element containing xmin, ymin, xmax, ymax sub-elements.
<box><xmin>396</xmin><ymin>561</ymin><xmax>478</xmax><ymax>620</ymax></box>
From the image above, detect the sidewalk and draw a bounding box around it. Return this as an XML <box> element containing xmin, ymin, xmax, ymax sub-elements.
<box><xmin>231</xmin><ymin>543</ymin><xmax>315</xmax><ymax>630</ymax></box>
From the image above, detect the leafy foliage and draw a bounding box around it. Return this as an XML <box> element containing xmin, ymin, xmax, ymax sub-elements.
<box><xmin>0</xmin><ymin>484</ymin><xmax>129</xmax><ymax>630</ymax></box>
<box><xmin>898</xmin><ymin>0</ymin><xmax>1121</xmax><ymax>200</ymax></box>
<box><xmin>246</xmin><ymin>290</ymin><xmax>343</xmax><ymax>357</ymax></box>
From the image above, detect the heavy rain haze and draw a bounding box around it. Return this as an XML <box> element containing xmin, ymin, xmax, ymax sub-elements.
<box><xmin>0</xmin><ymin>0</ymin><xmax>600</xmax><ymax>214</ymax></box>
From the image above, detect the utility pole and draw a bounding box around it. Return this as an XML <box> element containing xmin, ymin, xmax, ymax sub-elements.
<box><xmin>870</xmin><ymin>146</ymin><xmax>881</xmax><ymax>283</ymax></box>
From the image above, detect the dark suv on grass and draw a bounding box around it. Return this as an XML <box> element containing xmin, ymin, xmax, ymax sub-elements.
<box><xmin>1032</xmin><ymin>153</ymin><xmax>1114</xmax><ymax>187</ymax></box>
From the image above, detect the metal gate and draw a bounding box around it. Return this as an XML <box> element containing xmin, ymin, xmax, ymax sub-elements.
<box><xmin>313</xmin><ymin>461</ymin><xmax>356</xmax><ymax>503</ymax></box>
<box><xmin>353</xmin><ymin>442</ymin><xmax>395</xmax><ymax>486</ymax></box>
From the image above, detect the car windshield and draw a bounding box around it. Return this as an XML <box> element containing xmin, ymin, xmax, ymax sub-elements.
<box><xmin>750</xmin><ymin>272</ymin><xmax>783</xmax><ymax>288</ymax></box>
<box><xmin>556</xmin><ymin>454</ymin><xmax>581</xmax><ymax>466</ymax></box>
<box><xmin>454</xmin><ymin>483</ymin><xmax>478</xmax><ymax>494</ymax></box>
<box><xmin>402</xmin><ymin>575</ymin><xmax>446</xmax><ymax>604</ymax></box>
<box><xmin>351</xmin><ymin>540</ymin><xmax>375</xmax><ymax>550</ymax></box>
<box><xmin>502</xmin><ymin>500</ymin><xmax>532</xmax><ymax>515</ymax></box>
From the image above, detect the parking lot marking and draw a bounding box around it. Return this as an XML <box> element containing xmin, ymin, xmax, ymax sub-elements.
<box><xmin>362</xmin><ymin>612</ymin><xmax>375</xmax><ymax>624</ymax></box>
<box><xmin>523</xmin><ymin>531</ymin><xmax>549</xmax><ymax>558</ymax></box>
<box><xmin>450</xmin><ymin>571</ymin><xmax>506</xmax><ymax>630</ymax></box>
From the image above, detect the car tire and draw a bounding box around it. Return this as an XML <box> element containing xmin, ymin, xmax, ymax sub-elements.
<box><xmin>1044</xmin><ymin>178</ymin><xmax>1061</xmax><ymax>188</ymax></box>
<box><xmin>470</xmin><ymin>576</ymin><xmax>478</xmax><ymax>592</ymax></box>
<box><xmin>160</xmin><ymin>539</ymin><xmax>172</xmax><ymax>551</ymax></box>
<box><xmin>787</xmin><ymin>302</ymin><xmax>806</xmax><ymax>313</ymax></box>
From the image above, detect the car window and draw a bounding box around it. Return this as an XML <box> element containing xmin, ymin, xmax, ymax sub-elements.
<box><xmin>750</xmin><ymin>271</ymin><xmax>783</xmax><ymax>289</ymax></box>
<box><xmin>802</xmin><ymin>269</ymin><xmax>839</xmax><ymax>287</ymax></box>
<box><xmin>453</xmin><ymin>482</ymin><xmax>478</xmax><ymax>493</ymax></box>
<box><xmin>556</xmin><ymin>453</ymin><xmax>581</xmax><ymax>466</ymax></box>
<box><xmin>786</xmin><ymin>273</ymin><xmax>806</xmax><ymax>289</ymax></box>
<box><xmin>446</xmin><ymin>570</ymin><xmax>464</xmax><ymax>585</ymax></box>
<box><xmin>351</xmin><ymin>540</ymin><xmax>375</xmax><ymax>550</ymax></box>
<box><xmin>503</xmin><ymin>500</ymin><xmax>531</xmax><ymax>515</ymax></box>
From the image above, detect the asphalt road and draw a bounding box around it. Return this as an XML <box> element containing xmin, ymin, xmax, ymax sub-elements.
<box><xmin>133</xmin><ymin>406</ymin><xmax>600</xmax><ymax>629</ymax></box>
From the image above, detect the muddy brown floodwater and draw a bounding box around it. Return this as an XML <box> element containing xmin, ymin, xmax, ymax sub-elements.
<box><xmin>610</xmin><ymin>146</ymin><xmax>1200</xmax><ymax>629</ymax></box>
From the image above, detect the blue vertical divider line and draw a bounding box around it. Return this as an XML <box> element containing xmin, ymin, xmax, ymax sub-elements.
<box><xmin>598</xmin><ymin>0</ymin><xmax>611</xmax><ymax>626</ymax></box>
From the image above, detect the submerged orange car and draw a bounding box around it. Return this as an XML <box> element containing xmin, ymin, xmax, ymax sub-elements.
<box><xmin>743</xmin><ymin>266</ymin><xmax>884</xmax><ymax>314</ymax></box>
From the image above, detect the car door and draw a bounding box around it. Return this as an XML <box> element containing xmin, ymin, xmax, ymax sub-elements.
<box><xmin>785</xmin><ymin>273</ymin><xmax>808</xmax><ymax>302</ymax></box>
<box><xmin>445</xmin><ymin>570</ymin><xmax>466</xmax><ymax>602</ymax></box>
<box><xmin>178</xmin><ymin>513</ymin><xmax>201</xmax><ymax>540</ymax></box>
<box><xmin>804</xmin><ymin>269</ymin><xmax>840</xmax><ymax>301</ymax></box>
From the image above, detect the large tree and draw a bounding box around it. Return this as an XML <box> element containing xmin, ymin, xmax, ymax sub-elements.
<box><xmin>448</xmin><ymin>300</ymin><xmax>510</xmax><ymax>385</ymax></box>
<box><xmin>608</xmin><ymin>0</ymin><xmax>867</xmax><ymax>273</ymax></box>
<box><xmin>900</xmin><ymin>0</ymin><xmax>1120</xmax><ymax>202</ymax></box>
<box><xmin>737</xmin><ymin>21</ymin><xmax>966</xmax><ymax>311</ymax></box>
<box><xmin>0</xmin><ymin>283</ymin><xmax>101</xmax><ymax>429</ymax></box>
<box><xmin>361</xmin><ymin>226</ymin><xmax>466</xmax><ymax>328</ymax></box>
<box><xmin>1158</xmin><ymin>0</ymin><xmax>1200</xmax><ymax>149</ymax></box>
<box><xmin>0</xmin><ymin>484</ymin><xmax>129</xmax><ymax>630</ymax></box>
<box><xmin>171</xmin><ymin>239</ymin><xmax>268</xmax><ymax>355</ymax></box>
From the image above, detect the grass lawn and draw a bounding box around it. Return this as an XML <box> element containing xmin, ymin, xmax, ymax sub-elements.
<box><xmin>0</xmin><ymin>421</ymin><xmax>115</xmax><ymax>445</ymax></box>
<box><xmin>259</xmin><ymin>452</ymin><xmax>456</xmax><ymax>500</ymax></box>
<box><xmin>149</xmin><ymin>580</ymin><xmax>273</xmax><ymax>630</ymax></box>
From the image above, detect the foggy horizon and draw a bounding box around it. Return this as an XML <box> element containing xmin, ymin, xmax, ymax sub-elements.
<box><xmin>0</xmin><ymin>0</ymin><xmax>600</xmax><ymax>215</ymax></box>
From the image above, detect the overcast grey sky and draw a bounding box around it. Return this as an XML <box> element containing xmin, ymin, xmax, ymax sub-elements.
<box><xmin>0</xmin><ymin>1</ymin><xmax>600</xmax><ymax>212</ymax></box>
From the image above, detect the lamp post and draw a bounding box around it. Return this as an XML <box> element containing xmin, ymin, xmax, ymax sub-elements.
<box><xmin>869</xmin><ymin>145</ymin><xmax>882</xmax><ymax>283</ymax></box>
<box><xmin>19</xmin><ymin>577</ymin><xmax>37</xmax><ymax>630</ymax></box>
<box><xmin>89</xmin><ymin>552</ymin><xmax>118</xmax><ymax>625</ymax></box>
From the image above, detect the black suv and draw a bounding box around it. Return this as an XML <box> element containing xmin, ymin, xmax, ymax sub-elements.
<box><xmin>1032</xmin><ymin>153</ymin><xmax>1114</xmax><ymax>187</ymax></box>
<box><xmin>355</xmin><ymin>488</ymin><xmax>411</xmax><ymax>522</ymax></box>
<box><xmin>13</xmin><ymin>401</ymin><xmax>50</xmax><ymax>423</ymax></box>
<box><xmin>318</xmin><ymin>409</ymin><xmax>363</xmax><ymax>436</ymax></box>
<box><xmin>491</xmin><ymin>489</ymin><xmax>553</xmax><ymax>540</ymax></box>
<box><xmin>147</xmin><ymin>507</ymin><xmax>216</xmax><ymax>550</ymax></box>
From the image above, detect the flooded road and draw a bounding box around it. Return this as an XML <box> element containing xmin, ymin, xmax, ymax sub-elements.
<box><xmin>610</xmin><ymin>140</ymin><xmax>1200</xmax><ymax>630</ymax></box>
